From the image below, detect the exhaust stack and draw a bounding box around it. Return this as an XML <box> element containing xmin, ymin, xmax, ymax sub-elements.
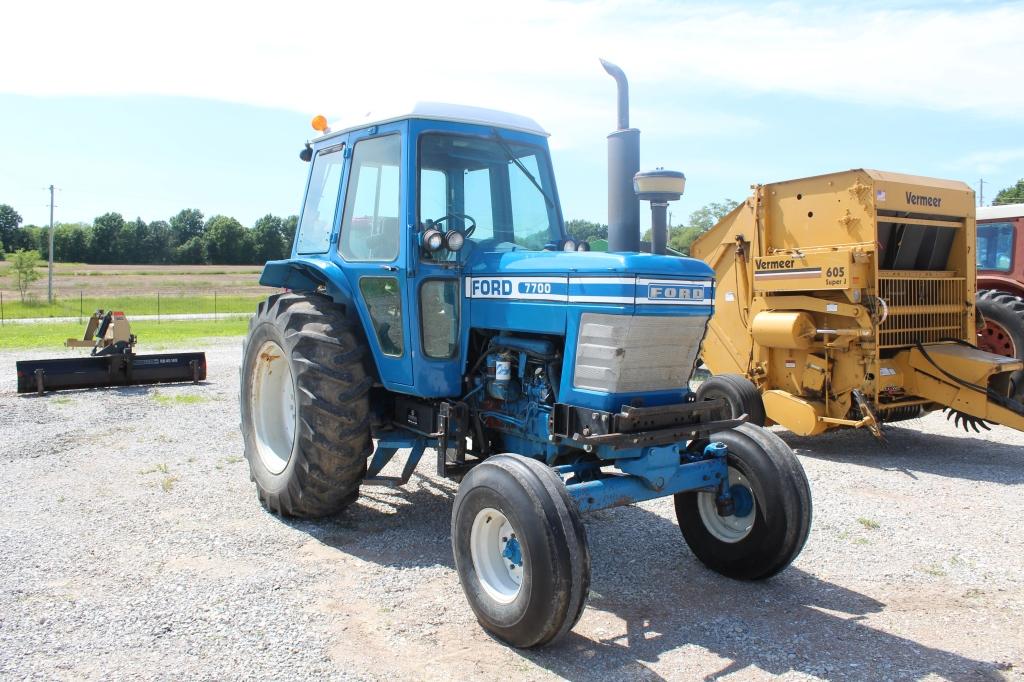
<box><xmin>600</xmin><ymin>59</ymin><xmax>641</xmax><ymax>253</ymax></box>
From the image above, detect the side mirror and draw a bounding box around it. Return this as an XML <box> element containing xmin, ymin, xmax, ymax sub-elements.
<box><xmin>299</xmin><ymin>143</ymin><xmax>313</xmax><ymax>163</ymax></box>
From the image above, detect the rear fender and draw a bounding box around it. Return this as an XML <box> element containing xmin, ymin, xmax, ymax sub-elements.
<box><xmin>259</xmin><ymin>259</ymin><xmax>382</xmax><ymax>384</ymax></box>
<box><xmin>260</xmin><ymin>258</ymin><xmax>355</xmax><ymax>308</ymax></box>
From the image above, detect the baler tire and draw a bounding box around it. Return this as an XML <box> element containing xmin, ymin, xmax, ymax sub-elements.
<box><xmin>240</xmin><ymin>292</ymin><xmax>373</xmax><ymax>518</ymax></box>
<box><xmin>976</xmin><ymin>289</ymin><xmax>1024</xmax><ymax>399</ymax></box>
<box><xmin>674</xmin><ymin>423</ymin><xmax>811</xmax><ymax>580</ymax></box>
<box><xmin>696</xmin><ymin>374</ymin><xmax>766</xmax><ymax>427</ymax></box>
<box><xmin>451</xmin><ymin>454</ymin><xmax>590</xmax><ymax>648</ymax></box>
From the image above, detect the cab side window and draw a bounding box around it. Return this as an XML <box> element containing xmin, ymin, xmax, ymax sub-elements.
<box><xmin>339</xmin><ymin>135</ymin><xmax>402</xmax><ymax>262</ymax></box>
<box><xmin>295</xmin><ymin>145</ymin><xmax>344</xmax><ymax>254</ymax></box>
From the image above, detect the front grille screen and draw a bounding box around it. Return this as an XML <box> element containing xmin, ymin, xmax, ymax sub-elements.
<box><xmin>877</xmin><ymin>275</ymin><xmax>967</xmax><ymax>348</ymax></box>
<box><xmin>573</xmin><ymin>313</ymin><xmax>708</xmax><ymax>393</ymax></box>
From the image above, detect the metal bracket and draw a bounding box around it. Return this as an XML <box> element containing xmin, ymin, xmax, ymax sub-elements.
<box><xmin>363</xmin><ymin>433</ymin><xmax>428</xmax><ymax>487</ymax></box>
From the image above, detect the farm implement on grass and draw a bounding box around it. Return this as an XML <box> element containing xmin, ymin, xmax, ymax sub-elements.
<box><xmin>16</xmin><ymin>310</ymin><xmax>206</xmax><ymax>395</ymax></box>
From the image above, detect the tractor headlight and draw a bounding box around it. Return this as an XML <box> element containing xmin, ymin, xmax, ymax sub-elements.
<box><xmin>576</xmin><ymin>241</ymin><xmax>591</xmax><ymax>252</ymax></box>
<box><xmin>562</xmin><ymin>239</ymin><xmax>577</xmax><ymax>251</ymax></box>
<box><xmin>421</xmin><ymin>228</ymin><xmax>444</xmax><ymax>252</ymax></box>
<box><xmin>445</xmin><ymin>229</ymin><xmax>465</xmax><ymax>252</ymax></box>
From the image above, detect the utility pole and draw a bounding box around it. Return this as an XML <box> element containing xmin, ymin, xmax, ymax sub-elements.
<box><xmin>47</xmin><ymin>184</ymin><xmax>56</xmax><ymax>304</ymax></box>
<box><xmin>978</xmin><ymin>178</ymin><xmax>986</xmax><ymax>207</ymax></box>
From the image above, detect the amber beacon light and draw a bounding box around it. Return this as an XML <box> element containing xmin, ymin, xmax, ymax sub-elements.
<box><xmin>311</xmin><ymin>115</ymin><xmax>329</xmax><ymax>133</ymax></box>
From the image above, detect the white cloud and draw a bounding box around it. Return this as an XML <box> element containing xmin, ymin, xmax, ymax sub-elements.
<box><xmin>2</xmin><ymin>0</ymin><xmax>1021</xmax><ymax>148</ymax></box>
<box><xmin>947</xmin><ymin>147</ymin><xmax>1024</xmax><ymax>175</ymax></box>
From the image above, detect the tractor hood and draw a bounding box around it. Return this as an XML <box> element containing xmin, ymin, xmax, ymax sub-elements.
<box><xmin>463</xmin><ymin>248</ymin><xmax>714</xmax><ymax>330</ymax></box>
<box><xmin>466</xmin><ymin>249</ymin><xmax>714</xmax><ymax>279</ymax></box>
<box><xmin>463</xmin><ymin>248</ymin><xmax>714</xmax><ymax>412</ymax></box>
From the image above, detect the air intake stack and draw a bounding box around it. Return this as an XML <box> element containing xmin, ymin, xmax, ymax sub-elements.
<box><xmin>601</xmin><ymin>59</ymin><xmax>641</xmax><ymax>253</ymax></box>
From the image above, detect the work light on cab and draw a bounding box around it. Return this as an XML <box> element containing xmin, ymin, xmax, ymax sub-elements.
<box><xmin>420</xmin><ymin>227</ymin><xmax>444</xmax><ymax>252</ymax></box>
<box><xmin>445</xmin><ymin>229</ymin><xmax>465</xmax><ymax>252</ymax></box>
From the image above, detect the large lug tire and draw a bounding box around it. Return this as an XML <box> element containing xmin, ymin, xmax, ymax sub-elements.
<box><xmin>976</xmin><ymin>289</ymin><xmax>1024</xmax><ymax>399</ymax></box>
<box><xmin>451</xmin><ymin>454</ymin><xmax>590</xmax><ymax>648</ymax></box>
<box><xmin>240</xmin><ymin>293</ymin><xmax>373</xmax><ymax>518</ymax></box>
<box><xmin>675</xmin><ymin>423</ymin><xmax>811</xmax><ymax>580</ymax></box>
<box><xmin>696</xmin><ymin>373</ymin><xmax>766</xmax><ymax>427</ymax></box>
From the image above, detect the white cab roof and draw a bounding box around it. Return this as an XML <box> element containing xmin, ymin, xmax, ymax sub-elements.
<box><xmin>315</xmin><ymin>102</ymin><xmax>548</xmax><ymax>143</ymax></box>
<box><xmin>978</xmin><ymin>203</ymin><xmax>1024</xmax><ymax>220</ymax></box>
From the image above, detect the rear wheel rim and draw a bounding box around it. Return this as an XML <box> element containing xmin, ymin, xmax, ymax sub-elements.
<box><xmin>250</xmin><ymin>340</ymin><xmax>296</xmax><ymax>475</ymax></box>
<box><xmin>696</xmin><ymin>466</ymin><xmax>757</xmax><ymax>543</ymax></box>
<box><xmin>469</xmin><ymin>507</ymin><xmax>524</xmax><ymax>604</ymax></box>
<box><xmin>978</xmin><ymin>320</ymin><xmax>1017</xmax><ymax>357</ymax></box>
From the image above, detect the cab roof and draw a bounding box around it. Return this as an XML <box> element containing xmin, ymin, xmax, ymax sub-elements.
<box><xmin>978</xmin><ymin>203</ymin><xmax>1024</xmax><ymax>220</ymax></box>
<box><xmin>314</xmin><ymin>102</ymin><xmax>548</xmax><ymax>143</ymax></box>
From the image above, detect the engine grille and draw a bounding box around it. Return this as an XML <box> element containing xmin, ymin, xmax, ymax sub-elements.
<box><xmin>877</xmin><ymin>274</ymin><xmax>967</xmax><ymax>348</ymax></box>
<box><xmin>573</xmin><ymin>313</ymin><xmax>708</xmax><ymax>393</ymax></box>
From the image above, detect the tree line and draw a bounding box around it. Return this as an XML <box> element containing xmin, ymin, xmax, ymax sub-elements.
<box><xmin>0</xmin><ymin>204</ymin><xmax>297</xmax><ymax>265</ymax></box>
<box><xmin>4</xmin><ymin>177</ymin><xmax>1019</xmax><ymax>266</ymax></box>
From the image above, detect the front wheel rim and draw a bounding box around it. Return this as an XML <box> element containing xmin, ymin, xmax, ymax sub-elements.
<box><xmin>469</xmin><ymin>507</ymin><xmax>524</xmax><ymax>604</ymax></box>
<box><xmin>250</xmin><ymin>340</ymin><xmax>297</xmax><ymax>475</ymax></box>
<box><xmin>697</xmin><ymin>466</ymin><xmax>757</xmax><ymax>543</ymax></box>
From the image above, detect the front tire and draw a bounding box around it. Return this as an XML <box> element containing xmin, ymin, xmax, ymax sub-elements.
<box><xmin>240</xmin><ymin>293</ymin><xmax>372</xmax><ymax>518</ymax></box>
<box><xmin>675</xmin><ymin>423</ymin><xmax>811</xmax><ymax>580</ymax></box>
<box><xmin>451</xmin><ymin>454</ymin><xmax>590</xmax><ymax>648</ymax></box>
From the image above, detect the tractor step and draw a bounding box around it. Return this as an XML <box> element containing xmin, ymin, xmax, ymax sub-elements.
<box><xmin>16</xmin><ymin>352</ymin><xmax>207</xmax><ymax>395</ymax></box>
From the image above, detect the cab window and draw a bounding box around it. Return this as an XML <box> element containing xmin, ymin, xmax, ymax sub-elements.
<box><xmin>977</xmin><ymin>222</ymin><xmax>1014</xmax><ymax>272</ymax></box>
<box><xmin>418</xmin><ymin>133</ymin><xmax>561</xmax><ymax>251</ymax></box>
<box><xmin>295</xmin><ymin>145</ymin><xmax>344</xmax><ymax>254</ymax></box>
<box><xmin>339</xmin><ymin>135</ymin><xmax>402</xmax><ymax>262</ymax></box>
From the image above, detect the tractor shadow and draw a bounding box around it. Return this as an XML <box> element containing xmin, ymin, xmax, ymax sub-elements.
<box><xmin>283</xmin><ymin>470</ymin><xmax>1001</xmax><ymax>681</ymax></box>
<box><xmin>521</xmin><ymin>502</ymin><xmax>1003</xmax><ymax>681</ymax></box>
<box><xmin>775</xmin><ymin>421</ymin><xmax>1024</xmax><ymax>485</ymax></box>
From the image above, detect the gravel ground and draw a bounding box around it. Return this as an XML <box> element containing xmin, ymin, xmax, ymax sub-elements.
<box><xmin>1</xmin><ymin>338</ymin><xmax>1022</xmax><ymax>681</ymax></box>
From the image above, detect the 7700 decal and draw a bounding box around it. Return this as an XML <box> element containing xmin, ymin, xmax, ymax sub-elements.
<box><xmin>466</xmin><ymin>277</ymin><xmax>567</xmax><ymax>301</ymax></box>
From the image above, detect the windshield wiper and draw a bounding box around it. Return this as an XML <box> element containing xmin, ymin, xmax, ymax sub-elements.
<box><xmin>491</xmin><ymin>129</ymin><xmax>556</xmax><ymax>210</ymax></box>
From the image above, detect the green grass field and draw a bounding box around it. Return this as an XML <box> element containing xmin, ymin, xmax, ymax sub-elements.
<box><xmin>0</xmin><ymin>294</ymin><xmax>264</xmax><ymax>320</ymax></box>
<box><xmin>0</xmin><ymin>318</ymin><xmax>249</xmax><ymax>350</ymax></box>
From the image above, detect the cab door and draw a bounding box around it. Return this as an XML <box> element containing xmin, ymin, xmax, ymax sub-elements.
<box><xmin>334</xmin><ymin>124</ymin><xmax>414</xmax><ymax>390</ymax></box>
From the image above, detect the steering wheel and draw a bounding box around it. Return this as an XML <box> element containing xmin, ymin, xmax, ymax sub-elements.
<box><xmin>430</xmin><ymin>213</ymin><xmax>477</xmax><ymax>238</ymax></box>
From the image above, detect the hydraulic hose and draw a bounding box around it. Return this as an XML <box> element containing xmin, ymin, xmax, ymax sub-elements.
<box><xmin>914</xmin><ymin>339</ymin><xmax>1024</xmax><ymax>417</ymax></box>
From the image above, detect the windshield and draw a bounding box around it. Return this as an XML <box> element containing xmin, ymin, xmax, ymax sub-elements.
<box><xmin>977</xmin><ymin>221</ymin><xmax>1014</xmax><ymax>272</ymax></box>
<box><xmin>418</xmin><ymin>132</ymin><xmax>562</xmax><ymax>250</ymax></box>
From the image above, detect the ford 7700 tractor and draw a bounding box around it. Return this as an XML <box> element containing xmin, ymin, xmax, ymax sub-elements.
<box><xmin>239</xmin><ymin>61</ymin><xmax>811</xmax><ymax>648</ymax></box>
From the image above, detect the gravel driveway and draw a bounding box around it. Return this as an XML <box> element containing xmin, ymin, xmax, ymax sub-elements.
<box><xmin>1</xmin><ymin>338</ymin><xmax>1021</xmax><ymax>681</ymax></box>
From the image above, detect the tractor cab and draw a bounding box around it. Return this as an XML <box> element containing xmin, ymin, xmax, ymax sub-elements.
<box><xmin>264</xmin><ymin>104</ymin><xmax>568</xmax><ymax>391</ymax></box>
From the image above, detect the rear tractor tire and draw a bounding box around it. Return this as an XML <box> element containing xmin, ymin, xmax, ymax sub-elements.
<box><xmin>675</xmin><ymin>423</ymin><xmax>811</xmax><ymax>580</ymax></box>
<box><xmin>240</xmin><ymin>293</ymin><xmax>373</xmax><ymax>518</ymax></box>
<box><xmin>976</xmin><ymin>289</ymin><xmax>1024</xmax><ymax>399</ymax></box>
<box><xmin>451</xmin><ymin>454</ymin><xmax>590</xmax><ymax>648</ymax></box>
<box><xmin>696</xmin><ymin>373</ymin><xmax>766</xmax><ymax>427</ymax></box>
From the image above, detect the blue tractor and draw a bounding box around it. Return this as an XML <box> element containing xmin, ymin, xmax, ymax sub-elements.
<box><xmin>240</xmin><ymin>61</ymin><xmax>811</xmax><ymax>648</ymax></box>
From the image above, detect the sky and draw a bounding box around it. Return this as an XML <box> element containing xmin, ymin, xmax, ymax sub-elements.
<box><xmin>1</xmin><ymin>0</ymin><xmax>1022</xmax><ymax>230</ymax></box>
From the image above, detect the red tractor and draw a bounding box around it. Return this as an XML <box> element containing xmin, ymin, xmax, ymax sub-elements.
<box><xmin>977</xmin><ymin>203</ymin><xmax>1024</xmax><ymax>396</ymax></box>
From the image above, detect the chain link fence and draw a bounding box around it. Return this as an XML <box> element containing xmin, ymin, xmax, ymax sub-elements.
<box><xmin>0</xmin><ymin>290</ymin><xmax>262</xmax><ymax>326</ymax></box>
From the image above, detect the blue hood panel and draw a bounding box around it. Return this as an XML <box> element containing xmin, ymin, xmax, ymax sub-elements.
<box><xmin>467</xmin><ymin>249</ymin><xmax>714</xmax><ymax>279</ymax></box>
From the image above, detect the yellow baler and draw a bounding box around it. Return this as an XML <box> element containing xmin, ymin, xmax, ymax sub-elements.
<box><xmin>691</xmin><ymin>169</ymin><xmax>1024</xmax><ymax>436</ymax></box>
